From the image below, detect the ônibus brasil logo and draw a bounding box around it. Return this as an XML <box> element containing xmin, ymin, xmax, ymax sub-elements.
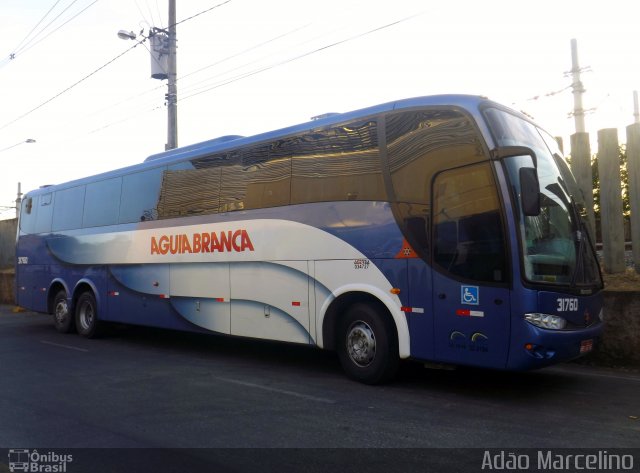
<box><xmin>8</xmin><ymin>449</ymin><xmax>73</xmax><ymax>472</ymax></box>
<box><xmin>151</xmin><ymin>229</ymin><xmax>254</xmax><ymax>255</ymax></box>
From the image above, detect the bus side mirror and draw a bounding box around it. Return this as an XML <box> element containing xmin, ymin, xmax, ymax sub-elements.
<box><xmin>519</xmin><ymin>167</ymin><xmax>540</xmax><ymax>216</ymax></box>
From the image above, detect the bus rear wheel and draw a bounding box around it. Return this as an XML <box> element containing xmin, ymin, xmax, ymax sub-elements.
<box><xmin>75</xmin><ymin>292</ymin><xmax>101</xmax><ymax>338</ymax></box>
<box><xmin>53</xmin><ymin>290</ymin><xmax>75</xmax><ymax>333</ymax></box>
<box><xmin>337</xmin><ymin>303</ymin><xmax>399</xmax><ymax>384</ymax></box>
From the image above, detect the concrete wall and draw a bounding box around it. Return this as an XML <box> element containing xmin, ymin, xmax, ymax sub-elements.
<box><xmin>0</xmin><ymin>218</ymin><xmax>16</xmax><ymax>269</ymax></box>
<box><xmin>0</xmin><ymin>219</ymin><xmax>16</xmax><ymax>304</ymax></box>
<box><xmin>584</xmin><ymin>291</ymin><xmax>640</xmax><ymax>367</ymax></box>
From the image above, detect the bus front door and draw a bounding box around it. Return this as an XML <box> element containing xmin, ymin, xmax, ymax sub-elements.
<box><xmin>431</xmin><ymin>272</ymin><xmax>510</xmax><ymax>369</ymax></box>
<box><xmin>430</xmin><ymin>163</ymin><xmax>511</xmax><ymax>369</ymax></box>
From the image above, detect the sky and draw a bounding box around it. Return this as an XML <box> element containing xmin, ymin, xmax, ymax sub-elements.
<box><xmin>1</xmin><ymin>0</ymin><xmax>639</xmax><ymax>219</ymax></box>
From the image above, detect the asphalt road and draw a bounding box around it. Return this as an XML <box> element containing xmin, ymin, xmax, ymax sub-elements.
<box><xmin>1</xmin><ymin>306</ymin><xmax>638</xmax><ymax>471</ymax></box>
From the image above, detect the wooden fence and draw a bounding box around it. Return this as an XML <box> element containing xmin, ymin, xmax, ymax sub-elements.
<box><xmin>569</xmin><ymin>123</ymin><xmax>640</xmax><ymax>274</ymax></box>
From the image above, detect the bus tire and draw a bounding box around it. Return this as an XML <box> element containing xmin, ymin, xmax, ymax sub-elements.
<box><xmin>75</xmin><ymin>292</ymin><xmax>101</xmax><ymax>338</ymax></box>
<box><xmin>337</xmin><ymin>303</ymin><xmax>399</xmax><ymax>384</ymax></box>
<box><xmin>52</xmin><ymin>290</ymin><xmax>75</xmax><ymax>333</ymax></box>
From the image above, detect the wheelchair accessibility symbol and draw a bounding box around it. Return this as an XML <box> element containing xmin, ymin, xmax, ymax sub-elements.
<box><xmin>461</xmin><ymin>285</ymin><xmax>479</xmax><ymax>305</ymax></box>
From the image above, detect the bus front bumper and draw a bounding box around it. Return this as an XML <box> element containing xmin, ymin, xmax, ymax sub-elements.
<box><xmin>507</xmin><ymin>321</ymin><xmax>604</xmax><ymax>370</ymax></box>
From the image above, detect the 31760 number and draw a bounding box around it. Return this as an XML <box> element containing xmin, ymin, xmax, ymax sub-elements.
<box><xmin>557</xmin><ymin>298</ymin><xmax>578</xmax><ymax>312</ymax></box>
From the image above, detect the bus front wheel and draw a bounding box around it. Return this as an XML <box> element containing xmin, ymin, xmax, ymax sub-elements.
<box><xmin>53</xmin><ymin>290</ymin><xmax>75</xmax><ymax>333</ymax></box>
<box><xmin>75</xmin><ymin>292</ymin><xmax>101</xmax><ymax>338</ymax></box>
<box><xmin>337</xmin><ymin>303</ymin><xmax>399</xmax><ymax>384</ymax></box>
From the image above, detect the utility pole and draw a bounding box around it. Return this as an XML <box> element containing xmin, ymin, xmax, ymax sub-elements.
<box><xmin>166</xmin><ymin>0</ymin><xmax>178</xmax><ymax>150</ymax></box>
<box><xmin>570</xmin><ymin>38</ymin><xmax>586</xmax><ymax>133</ymax></box>
<box><xmin>634</xmin><ymin>90</ymin><xmax>639</xmax><ymax>124</ymax></box>
<box><xmin>15</xmin><ymin>182</ymin><xmax>22</xmax><ymax>219</ymax></box>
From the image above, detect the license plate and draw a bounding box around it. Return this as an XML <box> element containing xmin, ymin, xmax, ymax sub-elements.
<box><xmin>580</xmin><ymin>339</ymin><xmax>594</xmax><ymax>354</ymax></box>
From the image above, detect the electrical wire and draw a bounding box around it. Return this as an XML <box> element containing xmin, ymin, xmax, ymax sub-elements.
<box><xmin>155</xmin><ymin>0</ymin><xmax>165</xmax><ymax>27</ymax></box>
<box><xmin>180</xmin><ymin>12</ymin><xmax>423</xmax><ymax>103</ymax></box>
<box><xmin>42</xmin><ymin>12</ymin><xmax>421</xmax><ymax>141</ymax></box>
<box><xmin>2</xmin><ymin>0</ymin><xmax>233</xmax><ymax>132</ymax></box>
<box><xmin>14</xmin><ymin>0</ymin><xmax>82</xmax><ymax>57</ymax></box>
<box><xmin>0</xmin><ymin>38</ymin><xmax>147</xmax><ymax>132</ymax></box>
<box><xmin>4</xmin><ymin>0</ymin><xmax>100</xmax><ymax>66</ymax></box>
<box><xmin>178</xmin><ymin>23</ymin><xmax>312</xmax><ymax>89</ymax></box>
<box><xmin>9</xmin><ymin>0</ymin><xmax>63</xmax><ymax>59</ymax></box>
<box><xmin>16</xmin><ymin>1</ymin><xmax>100</xmax><ymax>59</ymax></box>
<box><xmin>75</xmin><ymin>24</ymin><xmax>309</xmax><ymax>126</ymax></box>
<box><xmin>145</xmin><ymin>0</ymin><xmax>159</xmax><ymax>29</ymax></box>
<box><xmin>172</xmin><ymin>0</ymin><xmax>232</xmax><ymax>28</ymax></box>
<box><xmin>133</xmin><ymin>0</ymin><xmax>151</xmax><ymax>26</ymax></box>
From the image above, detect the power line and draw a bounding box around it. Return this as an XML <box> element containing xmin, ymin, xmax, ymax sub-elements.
<box><xmin>17</xmin><ymin>1</ymin><xmax>100</xmax><ymax>59</ymax></box>
<box><xmin>70</xmin><ymin>24</ymin><xmax>310</xmax><ymax>135</ymax></box>
<box><xmin>181</xmin><ymin>12</ymin><xmax>423</xmax><ymax>102</ymax></box>
<box><xmin>178</xmin><ymin>23</ymin><xmax>312</xmax><ymax>86</ymax></box>
<box><xmin>39</xmin><ymin>12</ymin><xmax>421</xmax><ymax>141</ymax></box>
<box><xmin>133</xmin><ymin>0</ymin><xmax>151</xmax><ymax>26</ymax></box>
<box><xmin>145</xmin><ymin>0</ymin><xmax>159</xmax><ymax>28</ymax></box>
<box><xmin>4</xmin><ymin>3</ymin><xmax>415</xmax><ymax>149</ymax></box>
<box><xmin>177</xmin><ymin>18</ymin><xmax>405</xmax><ymax>97</ymax></box>
<box><xmin>155</xmin><ymin>0</ymin><xmax>165</xmax><ymax>27</ymax></box>
<box><xmin>1</xmin><ymin>1</ymin><xmax>236</xmax><ymax>138</ymax></box>
<box><xmin>5</xmin><ymin>0</ymin><xmax>100</xmax><ymax>65</ymax></box>
<box><xmin>9</xmin><ymin>0</ymin><xmax>63</xmax><ymax>59</ymax></box>
<box><xmin>0</xmin><ymin>38</ymin><xmax>146</xmax><ymax>132</ymax></box>
<box><xmin>172</xmin><ymin>0</ymin><xmax>232</xmax><ymax>28</ymax></box>
<box><xmin>14</xmin><ymin>0</ymin><xmax>82</xmax><ymax>57</ymax></box>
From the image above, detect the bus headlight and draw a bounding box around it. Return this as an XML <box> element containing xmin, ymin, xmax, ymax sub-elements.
<box><xmin>524</xmin><ymin>313</ymin><xmax>567</xmax><ymax>330</ymax></box>
<box><xmin>598</xmin><ymin>308</ymin><xmax>604</xmax><ymax>322</ymax></box>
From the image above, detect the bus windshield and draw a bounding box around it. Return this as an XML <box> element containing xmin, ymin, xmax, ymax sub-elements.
<box><xmin>484</xmin><ymin>108</ymin><xmax>602</xmax><ymax>289</ymax></box>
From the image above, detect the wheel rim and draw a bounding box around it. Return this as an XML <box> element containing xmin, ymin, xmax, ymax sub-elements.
<box><xmin>346</xmin><ymin>321</ymin><xmax>376</xmax><ymax>367</ymax></box>
<box><xmin>54</xmin><ymin>299</ymin><xmax>68</xmax><ymax>325</ymax></box>
<box><xmin>78</xmin><ymin>301</ymin><xmax>94</xmax><ymax>331</ymax></box>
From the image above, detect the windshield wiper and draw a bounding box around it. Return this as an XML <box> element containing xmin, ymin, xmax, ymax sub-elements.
<box><xmin>570</xmin><ymin>226</ymin><xmax>586</xmax><ymax>288</ymax></box>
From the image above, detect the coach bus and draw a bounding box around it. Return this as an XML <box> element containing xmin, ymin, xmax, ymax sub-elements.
<box><xmin>16</xmin><ymin>95</ymin><xmax>604</xmax><ymax>384</ymax></box>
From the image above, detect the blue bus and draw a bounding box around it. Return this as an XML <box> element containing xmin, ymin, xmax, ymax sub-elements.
<box><xmin>16</xmin><ymin>95</ymin><xmax>603</xmax><ymax>384</ymax></box>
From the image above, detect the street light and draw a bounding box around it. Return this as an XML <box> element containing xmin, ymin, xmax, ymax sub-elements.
<box><xmin>117</xmin><ymin>30</ymin><xmax>137</xmax><ymax>41</ymax></box>
<box><xmin>0</xmin><ymin>138</ymin><xmax>36</xmax><ymax>153</ymax></box>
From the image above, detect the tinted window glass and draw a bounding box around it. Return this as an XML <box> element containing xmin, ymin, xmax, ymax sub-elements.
<box><xmin>34</xmin><ymin>193</ymin><xmax>53</xmax><ymax>233</ymax></box>
<box><xmin>120</xmin><ymin>167</ymin><xmax>165</xmax><ymax>223</ymax></box>
<box><xmin>385</xmin><ymin>109</ymin><xmax>485</xmax><ymax>254</ymax></box>
<box><xmin>157</xmin><ymin>155</ymin><xmax>225</xmax><ymax>219</ymax></box>
<box><xmin>52</xmin><ymin>186</ymin><xmax>86</xmax><ymax>231</ymax></box>
<box><xmin>432</xmin><ymin>162</ymin><xmax>506</xmax><ymax>283</ymax></box>
<box><xmin>387</xmin><ymin>110</ymin><xmax>485</xmax><ymax>206</ymax></box>
<box><xmin>83</xmin><ymin>177</ymin><xmax>122</xmax><ymax>227</ymax></box>
<box><xmin>291</xmin><ymin>119</ymin><xmax>385</xmax><ymax>204</ymax></box>
<box><xmin>20</xmin><ymin>196</ymin><xmax>37</xmax><ymax>234</ymax></box>
<box><xmin>220</xmin><ymin>143</ymin><xmax>291</xmax><ymax>212</ymax></box>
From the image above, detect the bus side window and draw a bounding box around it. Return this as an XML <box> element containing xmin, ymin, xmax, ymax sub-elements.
<box><xmin>156</xmin><ymin>155</ymin><xmax>225</xmax><ymax>219</ymax></box>
<box><xmin>220</xmin><ymin>143</ymin><xmax>292</xmax><ymax>212</ymax></box>
<box><xmin>34</xmin><ymin>193</ymin><xmax>53</xmax><ymax>234</ymax></box>
<box><xmin>83</xmin><ymin>177</ymin><xmax>122</xmax><ymax>228</ymax></box>
<box><xmin>52</xmin><ymin>186</ymin><xmax>86</xmax><ymax>231</ymax></box>
<box><xmin>291</xmin><ymin>120</ymin><xmax>385</xmax><ymax>204</ymax></box>
<box><xmin>120</xmin><ymin>167</ymin><xmax>165</xmax><ymax>223</ymax></box>
<box><xmin>20</xmin><ymin>197</ymin><xmax>37</xmax><ymax>234</ymax></box>
<box><xmin>405</xmin><ymin>216</ymin><xmax>429</xmax><ymax>251</ymax></box>
<box><xmin>386</xmin><ymin>110</ymin><xmax>485</xmax><ymax>259</ymax></box>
